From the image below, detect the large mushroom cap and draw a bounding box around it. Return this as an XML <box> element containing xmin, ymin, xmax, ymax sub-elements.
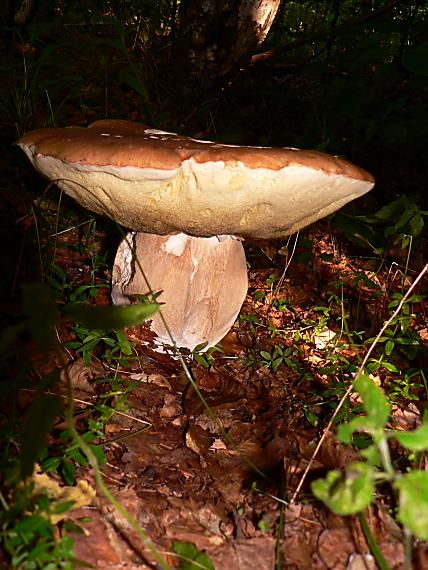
<box><xmin>18</xmin><ymin>119</ymin><xmax>374</xmax><ymax>240</ymax></box>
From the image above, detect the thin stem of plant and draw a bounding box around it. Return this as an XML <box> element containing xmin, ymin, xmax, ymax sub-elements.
<box><xmin>377</xmin><ymin>437</ymin><xmax>394</xmax><ymax>479</ymax></box>
<box><xmin>290</xmin><ymin>262</ymin><xmax>428</xmax><ymax>504</ymax></box>
<box><xmin>268</xmin><ymin>231</ymin><xmax>299</xmax><ymax>312</ymax></box>
<box><xmin>60</xmin><ymin>346</ymin><xmax>172</xmax><ymax>570</ymax></box>
<box><xmin>358</xmin><ymin>511</ymin><xmax>391</xmax><ymax>570</ymax></box>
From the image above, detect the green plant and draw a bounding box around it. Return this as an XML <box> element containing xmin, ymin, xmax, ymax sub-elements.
<box><xmin>0</xmin><ymin>482</ymin><xmax>79</xmax><ymax>570</ymax></box>
<box><xmin>365</xmin><ymin>292</ymin><xmax>425</xmax><ymax>396</ymax></box>
<box><xmin>45</xmin><ymin>264</ymin><xmax>107</xmax><ymax>305</ymax></box>
<box><xmin>238</xmin><ymin>313</ymin><xmax>260</xmax><ymax>329</ymax></box>
<box><xmin>64</xmin><ymin>300</ymin><xmax>160</xmax><ymax>365</ymax></box>
<box><xmin>191</xmin><ymin>343</ymin><xmax>223</xmax><ymax>368</ymax></box>
<box><xmin>389</xmin><ymin>369</ymin><xmax>426</xmax><ymax>402</ymax></box>
<box><xmin>172</xmin><ymin>540</ymin><xmax>214</xmax><ymax>570</ymax></box>
<box><xmin>44</xmin><ymin>218</ymin><xmax>110</xmax><ymax>305</ymax></box>
<box><xmin>2</xmin><ymin>32</ymin><xmax>84</xmax><ymax>129</ymax></box>
<box><xmin>41</xmin><ymin>429</ymin><xmax>106</xmax><ymax>486</ymax></box>
<box><xmin>260</xmin><ymin>344</ymin><xmax>297</xmax><ymax>373</ymax></box>
<box><xmin>372</xmin><ymin>196</ymin><xmax>427</xmax><ymax>248</ymax></box>
<box><xmin>312</xmin><ymin>373</ymin><xmax>428</xmax><ymax>566</ymax></box>
<box><xmin>66</xmin><ymin>325</ymin><xmax>135</xmax><ymax>366</ymax></box>
<box><xmin>334</xmin><ymin>195</ymin><xmax>427</xmax><ymax>264</ymax></box>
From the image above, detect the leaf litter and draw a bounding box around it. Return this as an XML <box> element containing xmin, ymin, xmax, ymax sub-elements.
<box><xmin>9</xmin><ymin>210</ymin><xmax>428</xmax><ymax>568</ymax></box>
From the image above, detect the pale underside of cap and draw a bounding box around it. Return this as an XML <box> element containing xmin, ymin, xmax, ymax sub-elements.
<box><xmin>18</xmin><ymin>120</ymin><xmax>375</xmax><ymax>240</ymax></box>
<box><xmin>112</xmin><ymin>232</ymin><xmax>248</xmax><ymax>351</ymax></box>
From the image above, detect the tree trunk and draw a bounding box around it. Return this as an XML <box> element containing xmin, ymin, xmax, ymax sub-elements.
<box><xmin>169</xmin><ymin>0</ymin><xmax>280</xmax><ymax>98</ymax></box>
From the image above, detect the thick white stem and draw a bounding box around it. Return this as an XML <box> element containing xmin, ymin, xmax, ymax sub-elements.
<box><xmin>112</xmin><ymin>232</ymin><xmax>248</xmax><ymax>351</ymax></box>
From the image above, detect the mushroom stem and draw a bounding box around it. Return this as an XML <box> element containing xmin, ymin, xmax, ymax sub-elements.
<box><xmin>112</xmin><ymin>232</ymin><xmax>248</xmax><ymax>351</ymax></box>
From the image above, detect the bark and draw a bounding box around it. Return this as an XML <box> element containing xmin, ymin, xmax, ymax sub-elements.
<box><xmin>223</xmin><ymin>0</ymin><xmax>281</xmax><ymax>74</ymax></box>
<box><xmin>170</xmin><ymin>0</ymin><xmax>280</xmax><ymax>96</ymax></box>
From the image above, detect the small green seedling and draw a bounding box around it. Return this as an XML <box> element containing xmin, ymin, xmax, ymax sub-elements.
<box><xmin>260</xmin><ymin>344</ymin><xmax>296</xmax><ymax>373</ymax></box>
<box><xmin>172</xmin><ymin>540</ymin><xmax>215</xmax><ymax>570</ymax></box>
<box><xmin>191</xmin><ymin>343</ymin><xmax>223</xmax><ymax>368</ymax></box>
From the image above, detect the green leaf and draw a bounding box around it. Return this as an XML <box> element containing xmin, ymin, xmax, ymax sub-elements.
<box><xmin>20</xmin><ymin>392</ymin><xmax>63</xmax><ymax>478</ymax></box>
<box><xmin>382</xmin><ymin>361</ymin><xmax>400</xmax><ymax>373</ymax></box>
<box><xmin>311</xmin><ymin>462</ymin><xmax>375</xmax><ymax>515</ymax></box>
<box><xmin>272</xmin><ymin>345</ymin><xmax>283</xmax><ymax>358</ymax></box>
<box><xmin>304</xmin><ymin>408</ymin><xmax>319</xmax><ymax>427</ymax></box>
<box><xmin>80</xmin><ymin>333</ymin><xmax>97</xmax><ymax>344</ymax></box>
<box><xmin>354</xmin><ymin>374</ymin><xmax>391</xmax><ymax>427</ymax></box>
<box><xmin>172</xmin><ymin>541</ymin><xmax>215</xmax><ymax>570</ymax></box>
<box><xmin>361</xmin><ymin>444</ymin><xmax>381</xmax><ymax>466</ymax></box>
<box><xmin>66</xmin><ymin>303</ymin><xmax>160</xmax><ymax>330</ymax></box>
<box><xmin>405</xmin><ymin>294</ymin><xmax>425</xmax><ymax>304</ymax></box>
<box><xmin>60</xmin><ymin>460</ymin><xmax>76</xmax><ymax>486</ymax></box>
<box><xmin>51</xmin><ymin>264</ymin><xmax>66</xmax><ymax>281</ymax></box>
<box><xmin>14</xmin><ymin>515</ymin><xmax>47</xmax><ymax>534</ymax></box>
<box><xmin>52</xmin><ymin>500</ymin><xmax>76</xmax><ymax>515</ymax></box>
<box><xmin>64</xmin><ymin>341</ymin><xmax>83</xmax><ymax>349</ymax></box>
<box><xmin>62</xmin><ymin>520</ymin><xmax>86</xmax><ymax>535</ymax></box>
<box><xmin>395</xmin><ymin>207</ymin><xmax>414</xmax><ymax>230</ymax></box>
<box><xmin>338</xmin><ymin>376</ymin><xmax>391</xmax><ymax>444</ymax></box>
<box><xmin>395</xmin><ymin>470</ymin><xmax>428</xmax><ymax>539</ymax></box>
<box><xmin>69</xmin><ymin>285</ymin><xmax>92</xmax><ymax>301</ymax></box>
<box><xmin>374</xmin><ymin>199</ymin><xmax>402</xmax><ymax>221</ymax></box>
<box><xmin>44</xmin><ymin>275</ymin><xmax>63</xmax><ymax>290</ymax></box>
<box><xmin>83</xmin><ymin>350</ymin><xmax>91</xmax><ymax>366</ymax></box>
<box><xmin>272</xmin><ymin>357</ymin><xmax>282</xmax><ymax>372</ymax></box>
<box><xmin>41</xmin><ymin>457</ymin><xmax>62</xmax><ymax>472</ymax></box>
<box><xmin>67</xmin><ymin>449</ymin><xmax>88</xmax><ymax>466</ymax></box>
<box><xmin>88</xmin><ymin>444</ymin><xmax>106</xmax><ymax>465</ymax></box>
<box><xmin>410</xmin><ymin>213</ymin><xmax>424</xmax><ymax>237</ymax></box>
<box><xmin>394</xmin><ymin>338</ymin><xmax>420</xmax><ymax>346</ymax></box>
<box><xmin>338</xmin><ymin>416</ymin><xmax>377</xmax><ymax>443</ymax></box>
<box><xmin>193</xmin><ymin>352</ymin><xmax>210</xmax><ymax>368</ymax></box>
<box><xmin>253</xmin><ymin>290</ymin><xmax>266</xmax><ymax>302</ymax></box>
<box><xmin>395</xmin><ymin>424</ymin><xmax>428</xmax><ymax>452</ymax></box>
<box><xmin>80</xmin><ymin>338</ymin><xmax>101</xmax><ymax>353</ymax></box>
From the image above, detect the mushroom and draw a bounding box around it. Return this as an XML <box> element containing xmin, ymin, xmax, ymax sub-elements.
<box><xmin>18</xmin><ymin>119</ymin><xmax>374</xmax><ymax>350</ymax></box>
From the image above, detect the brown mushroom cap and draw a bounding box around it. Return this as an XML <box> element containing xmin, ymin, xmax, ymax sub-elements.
<box><xmin>18</xmin><ymin>119</ymin><xmax>375</xmax><ymax>239</ymax></box>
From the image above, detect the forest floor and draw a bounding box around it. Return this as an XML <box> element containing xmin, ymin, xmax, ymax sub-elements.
<box><xmin>56</xmin><ymin>224</ymin><xmax>428</xmax><ymax>569</ymax></box>
<box><xmin>2</xmin><ymin>118</ymin><xmax>428</xmax><ymax>569</ymax></box>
